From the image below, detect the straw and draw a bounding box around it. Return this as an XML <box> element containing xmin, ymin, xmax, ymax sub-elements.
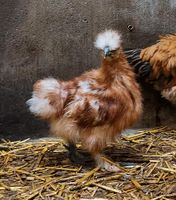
<box><xmin>0</xmin><ymin>127</ymin><xmax>175</xmax><ymax>199</ymax></box>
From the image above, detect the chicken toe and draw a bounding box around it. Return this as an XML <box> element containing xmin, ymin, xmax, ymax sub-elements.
<box><xmin>101</xmin><ymin>161</ymin><xmax>121</xmax><ymax>172</ymax></box>
<box><xmin>95</xmin><ymin>154</ymin><xmax>122</xmax><ymax>172</ymax></box>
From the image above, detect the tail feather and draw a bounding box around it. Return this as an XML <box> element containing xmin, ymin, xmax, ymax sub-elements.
<box><xmin>26</xmin><ymin>78</ymin><xmax>68</xmax><ymax>119</ymax></box>
<box><xmin>124</xmin><ymin>49</ymin><xmax>152</xmax><ymax>78</ymax></box>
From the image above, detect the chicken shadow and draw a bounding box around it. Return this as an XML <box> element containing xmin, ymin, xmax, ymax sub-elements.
<box><xmin>40</xmin><ymin>145</ymin><xmax>148</xmax><ymax>169</ymax></box>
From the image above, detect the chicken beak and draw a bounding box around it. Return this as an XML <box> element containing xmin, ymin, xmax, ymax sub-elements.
<box><xmin>104</xmin><ymin>46</ymin><xmax>111</xmax><ymax>57</ymax></box>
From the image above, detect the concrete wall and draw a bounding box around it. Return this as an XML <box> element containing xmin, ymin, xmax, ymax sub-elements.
<box><xmin>0</xmin><ymin>0</ymin><xmax>176</xmax><ymax>139</ymax></box>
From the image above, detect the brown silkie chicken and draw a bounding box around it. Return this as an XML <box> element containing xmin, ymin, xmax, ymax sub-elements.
<box><xmin>27</xmin><ymin>30</ymin><xmax>142</xmax><ymax>172</ymax></box>
<box><xmin>125</xmin><ymin>34</ymin><xmax>176</xmax><ymax>104</ymax></box>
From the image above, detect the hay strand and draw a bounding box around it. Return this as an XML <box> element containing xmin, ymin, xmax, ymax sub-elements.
<box><xmin>0</xmin><ymin>127</ymin><xmax>175</xmax><ymax>199</ymax></box>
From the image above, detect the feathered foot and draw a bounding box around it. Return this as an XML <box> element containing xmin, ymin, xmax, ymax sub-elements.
<box><xmin>64</xmin><ymin>143</ymin><xmax>88</xmax><ymax>165</ymax></box>
<box><xmin>95</xmin><ymin>154</ymin><xmax>122</xmax><ymax>172</ymax></box>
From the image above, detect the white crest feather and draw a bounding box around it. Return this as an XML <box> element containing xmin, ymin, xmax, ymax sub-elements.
<box><xmin>94</xmin><ymin>29</ymin><xmax>121</xmax><ymax>51</ymax></box>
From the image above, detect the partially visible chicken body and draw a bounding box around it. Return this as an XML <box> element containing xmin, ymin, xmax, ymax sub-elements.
<box><xmin>125</xmin><ymin>34</ymin><xmax>176</xmax><ymax>104</ymax></box>
<box><xmin>27</xmin><ymin>30</ymin><xmax>142</xmax><ymax>171</ymax></box>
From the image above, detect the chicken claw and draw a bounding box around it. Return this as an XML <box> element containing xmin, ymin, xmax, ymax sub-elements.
<box><xmin>101</xmin><ymin>162</ymin><xmax>121</xmax><ymax>172</ymax></box>
<box><xmin>95</xmin><ymin>154</ymin><xmax>122</xmax><ymax>172</ymax></box>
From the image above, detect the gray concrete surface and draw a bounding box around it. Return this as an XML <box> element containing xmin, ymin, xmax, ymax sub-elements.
<box><xmin>0</xmin><ymin>0</ymin><xmax>176</xmax><ymax>139</ymax></box>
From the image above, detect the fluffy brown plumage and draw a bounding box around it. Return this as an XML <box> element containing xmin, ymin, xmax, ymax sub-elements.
<box><xmin>125</xmin><ymin>34</ymin><xmax>176</xmax><ymax>104</ymax></box>
<box><xmin>27</xmin><ymin>30</ymin><xmax>142</xmax><ymax>171</ymax></box>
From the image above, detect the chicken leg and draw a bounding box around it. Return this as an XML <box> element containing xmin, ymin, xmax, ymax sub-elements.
<box><xmin>64</xmin><ymin>143</ymin><xmax>88</xmax><ymax>165</ymax></box>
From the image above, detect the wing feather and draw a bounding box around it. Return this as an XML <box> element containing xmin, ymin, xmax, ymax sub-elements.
<box><xmin>64</xmin><ymin>78</ymin><xmax>125</xmax><ymax>128</ymax></box>
<box><xmin>140</xmin><ymin>34</ymin><xmax>176</xmax><ymax>78</ymax></box>
<box><xmin>65</xmin><ymin>93</ymin><xmax>121</xmax><ymax>128</ymax></box>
